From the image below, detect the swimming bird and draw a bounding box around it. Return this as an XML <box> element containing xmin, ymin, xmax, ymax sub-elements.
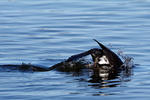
<box><xmin>52</xmin><ymin>39</ymin><xmax>123</xmax><ymax>74</ymax></box>
<box><xmin>0</xmin><ymin>40</ymin><xmax>123</xmax><ymax>74</ymax></box>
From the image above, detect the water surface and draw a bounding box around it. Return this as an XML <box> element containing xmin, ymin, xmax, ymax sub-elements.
<box><xmin>0</xmin><ymin>0</ymin><xmax>150</xmax><ymax>100</ymax></box>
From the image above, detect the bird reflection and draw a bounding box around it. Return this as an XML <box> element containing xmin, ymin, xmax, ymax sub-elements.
<box><xmin>65</xmin><ymin>62</ymin><xmax>133</xmax><ymax>89</ymax></box>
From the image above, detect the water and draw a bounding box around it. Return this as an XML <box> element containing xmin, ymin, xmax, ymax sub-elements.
<box><xmin>0</xmin><ymin>0</ymin><xmax>150</xmax><ymax>99</ymax></box>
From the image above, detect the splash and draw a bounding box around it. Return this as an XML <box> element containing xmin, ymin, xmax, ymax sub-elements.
<box><xmin>117</xmin><ymin>49</ymin><xmax>134</xmax><ymax>68</ymax></box>
<box><xmin>108</xmin><ymin>43</ymin><xmax>134</xmax><ymax>68</ymax></box>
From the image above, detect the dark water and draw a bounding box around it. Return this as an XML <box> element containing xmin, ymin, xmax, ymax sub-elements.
<box><xmin>0</xmin><ymin>0</ymin><xmax>150</xmax><ymax>99</ymax></box>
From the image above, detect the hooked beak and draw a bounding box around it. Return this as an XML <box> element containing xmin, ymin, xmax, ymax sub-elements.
<box><xmin>93</xmin><ymin>39</ymin><xmax>123</xmax><ymax>67</ymax></box>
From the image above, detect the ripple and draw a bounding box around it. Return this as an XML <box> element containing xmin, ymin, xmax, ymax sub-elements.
<box><xmin>0</xmin><ymin>0</ymin><xmax>150</xmax><ymax>100</ymax></box>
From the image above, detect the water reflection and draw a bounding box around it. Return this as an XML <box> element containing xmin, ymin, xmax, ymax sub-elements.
<box><xmin>63</xmin><ymin>63</ymin><xmax>133</xmax><ymax>90</ymax></box>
